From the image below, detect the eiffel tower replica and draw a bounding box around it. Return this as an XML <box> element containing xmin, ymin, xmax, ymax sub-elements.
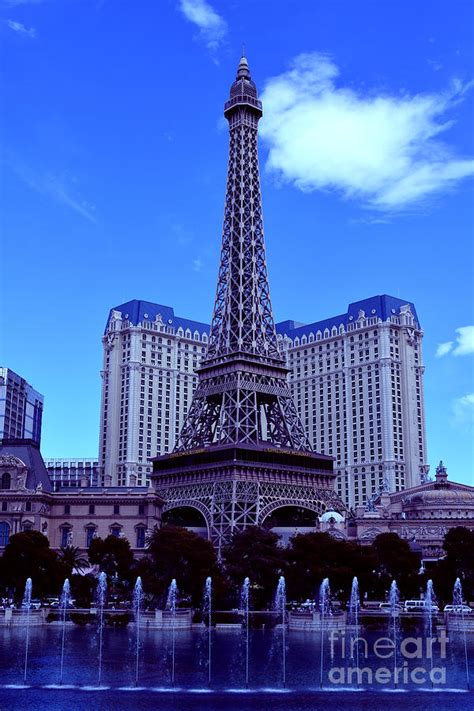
<box><xmin>152</xmin><ymin>56</ymin><xmax>346</xmax><ymax>550</ymax></box>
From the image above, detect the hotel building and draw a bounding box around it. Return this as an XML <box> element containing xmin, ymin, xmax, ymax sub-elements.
<box><xmin>0</xmin><ymin>368</ymin><xmax>43</xmax><ymax>445</ymax></box>
<box><xmin>99</xmin><ymin>295</ymin><xmax>428</xmax><ymax>507</ymax></box>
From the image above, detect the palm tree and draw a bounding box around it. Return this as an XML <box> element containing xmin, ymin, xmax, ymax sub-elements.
<box><xmin>58</xmin><ymin>545</ymin><xmax>89</xmax><ymax>574</ymax></box>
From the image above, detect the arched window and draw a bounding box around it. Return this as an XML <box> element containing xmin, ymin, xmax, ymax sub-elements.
<box><xmin>135</xmin><ymin>526</ymin><xmax>146</xmax><ymax>549</ymax></box>
<box><xmin>60</xmin><ymin>526</ymin><xmax>72</xmax><ymax>548</ymax></box>
<box><xmin>85</xmin><ymin>526</ymin><xmax>96</xmax><ymax>547</ymax></box>
<box><xmin>0</xmin><ymin>472</ymin><xmax>11</xmax><ymax>490</ymax></box>
<box><xmin>0</xmin><ymin>522</ymin><xmax>10</xmax><ymax>546</ymax></box>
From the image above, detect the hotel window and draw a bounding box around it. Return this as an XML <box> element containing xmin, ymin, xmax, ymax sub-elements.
<box><xmin>136</xmin><ymin>527</ymin><xmax>146</xmax><ymax>548</ymax></box>
<box><xmin>60</xmin><ymin>527</ymin><xmax>71</xmax><ymax>548</ymax></box>
<box><xmin>86</xmin><ymin>526</ymin><xmax>96</xmax><ymax>547</ymax></box>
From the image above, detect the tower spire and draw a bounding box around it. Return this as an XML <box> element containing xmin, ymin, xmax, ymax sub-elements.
<box><xmin>175</xmin><ymin>57</ymin><xmax>311</xmax><ymax>452</ymax></box>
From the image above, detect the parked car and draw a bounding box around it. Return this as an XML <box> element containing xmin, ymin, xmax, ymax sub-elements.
<box><xmin>404</xmin><ymin>600</ymin><xmax>439</xmax><ymax>613</ymax></box>
<box><xmin>443</xmin><ymin>604</ymin><xmax>473</xmax><ymax>615</ymax></box>
<box><xmin>379</xmin><ymin>602</ymin><xmax>403</xmax><ymax>613</ymax></box>
<box><xmin>21</xmin><ymin>599</ymin><xmax>41</xmax><ymax>610</ymax></box>
<box><xmin>48</xmin><ymin>599</ymin><xmax>60</xmax><ymax>608</ymax></box>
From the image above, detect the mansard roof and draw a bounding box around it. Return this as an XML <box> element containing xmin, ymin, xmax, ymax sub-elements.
<box><xmin>105</xmin><ymin>299</ymin><xmax>210</xmax><ymax>336</ymax></box>
<box><xmin>275</xmin><ymin>295</ymin><xmax>420</xmax><ymax>339</ymax></box>
<box><xmin>106</xmin><ymin>295</ymin><xmax>419</xmax><ymax>341</ymax></box>
<box><xmin>0</xmin><ymin>439</ymin><xmax>52</xmax><ymax>492</ymax></box>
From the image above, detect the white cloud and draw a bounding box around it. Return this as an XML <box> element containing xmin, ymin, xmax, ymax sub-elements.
<box><xmin>436</xmin><ymin>341</ymin><xmax>453</xmax><ymax>357</ymax></box>
<box><xmin>436</xmin><ymin>326</ymin><xmax>474</xmax><ymax>357</ymax></box>
<box><xmin>6</xmin><ymin>19</ymin><xmax>36</xmax><ymax>37</ymax></box>
<box><xmin>259</xmin><ymin>53</ymin><xmax>474</xmax><ymax>210</ymax></box>
<box><xmin>179</xmin><ymin>0</ymin><xmax>227</xmax><ymax>54</ymax></box>
<box><xmin>192</xmin><ymin>257</ymin><xmax>203</xmax><ymax>272</ymax></box>
<box><xmin>452</xmin><ymin>325</ymin><xmax>474</xmax><ymax>356</ymax></box>
<box><xmin>452</xmin><ymin>393</ymin><xmax>474</xmax><ymax>429</ymax></box>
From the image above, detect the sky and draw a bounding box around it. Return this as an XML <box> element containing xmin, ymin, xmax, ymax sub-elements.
<box><xmin>0</xmin><ymin>0</ymin><xmax>473</xmax><ymax>485</ymax></box>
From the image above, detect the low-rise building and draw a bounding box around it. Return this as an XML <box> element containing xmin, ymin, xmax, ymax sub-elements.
<box><xmin>350</xmin><ymin>461</ymin><xmax>474</xmax><ymax>562</ymax></box>
<box><xmin>0</xmin><ymin>439</ymin><xmax>162</xmax><ymax>554</ymax></box>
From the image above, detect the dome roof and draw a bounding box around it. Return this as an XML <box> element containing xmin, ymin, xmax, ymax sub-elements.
<box><xmin>403</xmin><ymin>487</ymin><xmax>474</xmax><ymax>507</ymax></box>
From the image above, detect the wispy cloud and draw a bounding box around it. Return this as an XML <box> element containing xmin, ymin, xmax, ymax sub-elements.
<box><xmin>452</xmin><ymin>392</ymin><xmax>474</xmax><ymax>431</ymax></box>
<box><xmin>8</xmin><ymin>160</ymin><xmax>97</xmax><ymax>223</ymax></box>
<box><xmin>5</xmin><ymin>19</ymin><xmax>36</xmax><ymax>37</ymax></box>
<box><xmin>436</xmin><ymin>326</ymin><xmax>474</xmax><ymax>357</ymax></box>
<box><xmin>436</xmin><ymin>341</ymin><xmax>453</xmax><ymax>357</ymax></box>
<box><xmin>259</xmin><ymin>52</ymin><xmax>474</xmax><ymax>211</ymax></box>
<box><xmin>178</xmin><ymin>0</ymin><xmax>227</xmax><ymax>55</ymax></box>
<box><xmin>192</xmin><ymin>257</ymin><xmax>203</xmax><ymax>272</ymax></box>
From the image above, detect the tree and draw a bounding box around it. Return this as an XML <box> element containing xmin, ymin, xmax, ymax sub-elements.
<box><xmin>0</xmin><ymin>530</ymin><xmax>67</xmax><ymax>600</ymax></box>
<box><xmin>371</xmin><ymin>533</ymin><xmax>422</xmax><ymax>598</ymax></box>
<box><xmin>58</xmin><ymin>546</ymin><xmax>89</xmax><ymax>575</ymax></box>
<box><xmin>146</xmin><ymin>525</ymin><xmax>220</xmax><ymax>607</ymax></box>
<box><xmin>88</xmin><ymin>535</ymin><xmax>134</xmax><ymax>583</ymax></box>
<box><xmin>432</xmin><ymin>527</ymin><xmax>474</xmax><ymax>603</ymax></box>
<box><xmin>285</xmin><ymin>532</ymin><xmax>375</xmax><ymax>604</ymax></box>
<box><xmin>222</xmin><ymin>526</ymin><xmax>285</xmax><ymax>608</ymax></box>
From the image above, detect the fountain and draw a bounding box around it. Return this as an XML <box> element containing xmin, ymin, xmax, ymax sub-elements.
<box><xmin>166</xmin><ymin>579</ymin><xmax>178</xmax><ymax>686</ymax></box>
<box><xmin>348</xmin><ymin>576</ymin><xmax>360</xmax><ymax>687</ymax></box>
<box><xmin>453</xmin><ymin>577</ymin><xmax>470</xmax><ymax>689</ymax></box>
<box><xmin>389</xmin><ymin>580</ymin><xmax>400</xmax><ymax>687</ymax></box>
<box><xmin>132</xmin><ymin>577</ymin><xmax>143</xmax><ymax>686</ymax></box>
<box><xmin>424</xmin><ymin>579</ymin><xmax>436</xmax><ymax>686</ymax></box>
<box><xmin>319</xmin><ymin>577</ymin><xmax>330</xmax><ymax>689</ymax></box>
<box><xmin>241</xmin><ymin>577</ymin><xmax>250</xmax><ymax>687</ymax></box>
<box><xmin>274</xmin><ymin>576</ymin><xmax>287</xmax><ymax>687</ymax></box>
<box><xmin>204</xmin><ymin>576</ymin><xmax>212</xmax><ymax>686</ymax></box>
<box><xmin>59</xmin><ymin>578</ymin><xmax>71</xmax><ymax>686</ymax></box>
<box><xmin>95</xmin><ymin>572</ymin><xmax>107</xmax><ymax>687</ymax></box>
<box><xmin>22</xmin><ymin>577</ymin><xmax>33</xmax><ymax>684</ymax></box>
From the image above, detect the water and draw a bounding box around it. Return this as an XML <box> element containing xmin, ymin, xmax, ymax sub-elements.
<box><xmin>424</xmin><ymin>579</ymin><xmax>436</xmax><ymax>686</ymax></box>
<box><xmin>2</xmin><ymin>624</ymin><xmax>472</xmax><ymax>692</ymax></box>
<box><xmin>389</xmin><ymin>580</ymin><xmax>400</xmax><ymax>687</ymax></box>
<box><xmin>95</xmin><ymin>571</ymin><xmax>107</xmax><ymax>687</ymax></box>
<box><xmin>59</xmin><ymin>579</ymin><xmax>71</xmax><ymax>685</ymax></box>
<box><xmin>133</xmin><ymin>576</ymin><xmax>143</xmax><ymax>686</ymax></box>
<box><xmin>167</xmin><ymin>579</ymin><xmax>178</xmax><ymax>686</ymax></box>
<box><xmin>274</xmin><ymin>576</ymin><xmax>287</xmax><ymax>687</ymax></box>
<box><xmin>453</xmin><ymin>577</ymin><xmax>470</xmax><ymax>689</ymax></box>
<box><xmin>22</xmin><ymin>577</ymin><xmax>33</xmax><ymax>683</ymax></box>
<box><xmin>319</xmin><ymin>578</ymin><xmax>330</xmax><ymax>689</ymax></box>
<box><xmin>348</xmin><ymin>576</ymin><xmax>360</xmax><ymax>687</ymax></box>
<box><xmin>241</xmin><ymin>577</ymin><xmax>250</xmax><ymax>687</ymax></box>
<box><xmin>204</xmin><ymin>577</ymin><xmax>212</xmax><ymax>686</ymax></box>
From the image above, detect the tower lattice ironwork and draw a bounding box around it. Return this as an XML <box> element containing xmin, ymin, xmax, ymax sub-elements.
<box><xmin>176</xmin><ymin>56</ymin><xmax>311</xmax><ymax>453</ymax></box>
<box><xmin>153</xmin><ymin>57</ymin><xmax>347</xmax><ymax>549</ymax></box>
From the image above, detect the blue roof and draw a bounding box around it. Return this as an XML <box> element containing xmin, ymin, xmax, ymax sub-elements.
<box><xmin>106</xmin><ymin>295</ymin><xmax>419</xmax><ymax>339</ymax></box>
<box><xmin>0</xmin><ymin>439</ymin><xmax>53</xmax><ymax>492</ymax></box>
<box><xmin>275</xmin><ymin>295</ymin><xmax>420</xmax><ymax>339</ymax></box>
<box><xmin>105</xmin><ymin>300</ymin><xmax>210</xmax><ymax>336</ymax></box>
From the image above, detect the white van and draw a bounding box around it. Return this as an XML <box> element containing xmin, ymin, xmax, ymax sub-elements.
<box><xmin>404</xmin><ymin>599</ymin><xmax>439</xmax><ymax>613</ymax></box>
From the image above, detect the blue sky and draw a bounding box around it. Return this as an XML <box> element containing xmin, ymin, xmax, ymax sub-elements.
<box><xmin>1</xmin><ymin>0</ymin><xmax>473</xmax><ymax>485</ymax></box>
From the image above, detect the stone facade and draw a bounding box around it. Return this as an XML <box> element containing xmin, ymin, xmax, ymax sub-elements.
<box><xmin>0</xmin><ymin>440</ymin><xmax>470</xmax><ymax>561</ymax></box>
<box><xmin>349</xmin><ymin>461</ymin><xmax>474</xmax><ymax>561</ymax></box>
<box><xmin>0</xmin><ymin>440</ymin><xmax>162</xmax><ymax>554</ymax></box>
